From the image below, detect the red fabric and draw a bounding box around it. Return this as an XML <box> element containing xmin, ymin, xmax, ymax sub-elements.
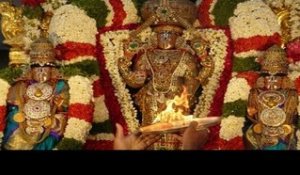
<box><xmin>234</xmin><ymin>33</ymin><xmax>281</xmax><ymax>53</ymax></box>
<box><xmin>198</xmin><ymin>0</ymin><xmax>215</xmax><ymax>28</ymax></box>
<box><xmin>237</xmin><ymin>71</ymin><xmax>259</xmax><ymax>88</ymax></box>
<box><xmin>21</xmin><ymin>0</ymin><xmax>45</xmax><ymax>7</ymax></box>
<box><xmin>68</xmin><ymin>103</ymin><xmax>94</xmax><ymax>123</ymax></box>
<box><xmin>93</xmin><ymin>79</ymin><xmax>105</xmax><ymax>97</ymax></box>
<box><xmin>287</xmin><ymin>38</ymin><xmax>300</xmax><ymax>62</ymax></box>
<box><xmin>109</xmin><ymin>0</ymin><xmax>127</xmax><ymax>28</ymax></box>
<box><xmin>84</xmin><ymin>139</ymin><xmax>113</xmax><ymax>150</ymax></box>
<box><xmin>55</xmin><ymin>42</ymin><xmax>96</xmax><ymax>61</ymax></box>
<box><xmin>0</xmin><ymin>106</ymin><xmax>7</xmax><ymax>132</ymax></box>
<box><xmin>295</xmin><ymin>77</ymin><xmax>300</xmax><ymax>95</ymax></box>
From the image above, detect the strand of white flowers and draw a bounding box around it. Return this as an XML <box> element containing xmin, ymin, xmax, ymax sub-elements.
<box><xmin>229</xmin><ymin>0</ymin><xmax>281</xmax><ymax>40</ymax></box>
<box><xmin>49</xmin><ymin>4</ymin><xmax>97</xmax><ymax>47</ymax></box>
<box><xmin>219</xmin><ymin>115</ymin><xmax>245</xmax><ymax>141</ymax></box>
<box><xmin>121</xmin><ymin>0</ymin><xmax>140</xmax><ymax>25</ymax></box>
<box><xmin>104</xmin><ymin>0</ymin><xmax>114</xmax><ymax>27</ymax></box>
<box><xmin>41</xmin><ymin>0</ymin><xmax>67</xmax><ymax>13</ymax></box>
<box><xmin>68</xmin><ymin>75</ymin><xmax>93</xmax><ymax>105</ymax></box>
<box><xmin>0</xmin><ymin>78</ymin><xmax>10</xmax><ymax>106</ymax></box>
<box><xmin>193</xmin><ymin>29</ymin><xmax>227</xmax><ymax>118</ymax></box>
<box><xmin>87</xmin><ymin>133</ymin><xmax>115</xmax><ymax>141</ymax></box>
<box><xmin>208</xmin><ymin>0</ymin><xmax>217</xmax><ymax>26</ymax></box>
<box><xmin>224</xmin><ymin>77</ymin><xmax>251</xmax><ymax>103</ymax></box>
<box><xmin>64</xmin><ymin>118</ymin><xmax>92</xmax><ymax>143</ymax></box>
<box><xmin>61</xmin><ymin>56</ymin><xmax>97</xmax><ymax>66</ymax></box>
<box><xmin>101</xmin><ymin>30</ymin><xmax>139</xmax><ymax>132</ymax></box>
<box><xmin>23</xmin><ymin>17</ymin><xmax>41</xmax><ymax>50</ymax></box>
<box><xmin>290</xmin><ymin>1</ymin><xmax>300</xmax><ymax>40</ymax></box>
<box><xmin>93</xmin><ymin>96</ymin><xmax>110</xmax><ymax>123</ymax></box>
<box><xmin>234</xmin><ymin>50</ymin><xmax>264</xmax><ymax>58</ymax></box>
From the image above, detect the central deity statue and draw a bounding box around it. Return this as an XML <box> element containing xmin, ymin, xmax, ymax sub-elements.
<box><xmin>118</xmin><ymin>0</ymin><xmax>214</xmax><ymax>150</ymax></box>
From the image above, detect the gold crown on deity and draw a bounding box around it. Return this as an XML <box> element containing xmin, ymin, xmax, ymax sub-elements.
<box><xmin>261</xmin><ymin>45</ymin><xmax>288</xmax><ymax>75</ymax></box>
<box><xmin>29</xmin><ymin>37</ymin><xmax>56</xmax><ymax>67</ymax></box>
<box><xmin>141</xmin><ymin>0</ymin><xmax>197</xmax><ymax>29</ymax></box>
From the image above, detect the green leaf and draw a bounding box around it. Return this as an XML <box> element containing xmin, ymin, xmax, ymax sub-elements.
<box><xmin>59</xmin><ymin>60</ymin><xmax>100</xmax><ymax>78</ymax></box>
<box><xmin>90</xmin><ymin>120</ymin><xmax>113</xmax><ymax>135</ymax></box>
<box><xmin>56</xmin><ymin>138</ymin><xmax>83</xmax><ymax>150</ymax></box>
<box><xmin>222</xmin><ymin>99</ymin><xmax>247</xmax><ymax>118</ymax></box>
<box><xmin>233</xmin><ymin>56</ymin><xmax>261</xmax><ymax>72</ymax></box>
<box><xmin>0</xmin><ymin>67</ymin><xmax>24</xmax><ymax>84</ymax></box>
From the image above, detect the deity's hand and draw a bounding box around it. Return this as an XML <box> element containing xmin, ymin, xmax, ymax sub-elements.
<box><xmin>114</xmin><ymin>123</ymin><xmax>162</xmax><ymax>150</ymax></box>
<box><xmin>172</xmin><ymin>121</ymin><xmax>209</xmax><ymax>150</ymax></box>
<box><xmin>123</xmin><ymin>39</ymin><xmax>141</xmax><ymax>58</ymax></box>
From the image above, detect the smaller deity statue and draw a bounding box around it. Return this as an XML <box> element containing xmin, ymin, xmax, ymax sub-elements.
<box><xmin>1</xmin><ymin>37</ymin><xmax>69</xmax><ymax>150</ymax></box>
<box><xmin>245</xmin><ymin>45</ymin><xmax>298</xmax><ymax>150</ymax></box>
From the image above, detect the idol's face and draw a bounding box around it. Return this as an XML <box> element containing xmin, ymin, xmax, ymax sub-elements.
<box><xmin>157</xmin><ymin>30</ymin><xmax>178</xmax><ymax>50</ymax></box>
<box><xmin>263</xmin><ymin>74</ymin><xmax>284</xmax><ymax>90</ymax></box>
<box><xmin>32</xmin><ymin>66</ymin><xmax>52</xmax><ymax>83</ymax></box>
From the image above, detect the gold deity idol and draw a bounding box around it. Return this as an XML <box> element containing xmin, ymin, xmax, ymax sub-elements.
<box><xmin>245</xmin><ymin>45</ymin><xmax>298</xmax><ymax>150</ymax></box>
<box><xmin>2</xmin><ymin>37</ymin><xmax>69</xmax><ymax>150</ymax></box>
<box><xmin>0</xmin><ymin>1</ymin><xmax>28</xmax><ymax>66</ymax></box>
<box><xmin>118</xmin><ymin>0</ymin><xmax>214</xmax><ymax>150</ymax></box>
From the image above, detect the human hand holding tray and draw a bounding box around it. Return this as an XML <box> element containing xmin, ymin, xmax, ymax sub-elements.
<box><xmin>139</xmin><ymin>117</ymin><xmax>221</xmax><ymax>134</ymax></box>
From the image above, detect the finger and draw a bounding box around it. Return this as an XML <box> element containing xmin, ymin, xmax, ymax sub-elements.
<box><xmin>115</xmin><ymin>123</ymin><xmax>124</xmax><ymax>139</ymax></box>
<box><xmin>188</xmin><ymin>121</ymin><xmax>198</xmax><ymax>130</ymax></box>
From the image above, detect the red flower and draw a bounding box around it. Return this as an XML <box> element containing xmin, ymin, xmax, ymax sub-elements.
<box><xmin>234</xmin><ymin>33</ymin><xmax>281</xmax><ymax>53</ymax></box>
<box><xmin>237</xmin><ymin>71</ymin><xmax>259</xmax><ymax>88</ymax></box>
<box><xmin>198</xmin><ymin>0</ymin><xmax>215</xmax><ymax>28</ymax></box>
<box><xmin>84</xmin><ymin>139</ymin><xmax>113</xmax><ymax>150</ymax></box>
<box><xmin>93</xmin><ymin>79</ymin><xmax>104</xmax><ymax>97</ymax></box>
<box><xmin>68</xmin><ymin>103</ymin><xmax>94</xmax><ymax>123</ymax></box>
<box><xmin>294</xmin><ymin>77</ymin><xmax>300</xmax><ymax>95</ymax></box>
<box><xmin>0</xmin><ymin>106</ymin><xmax>7</xmax><ymax>131</ymax></box>
<box><xmin>55</xmin><ymin>42</ymin><xmax>96</xmax><ymax>61</ymax></box>
<box><xmin>21</xmin><ymin>0</ymin><xmax>45</xmax><ymax>7</ymax></box>
<box><xmin>287</xmin><ymin>38</ymin><xmax>300</xmax><ymax>62</ymax></box>
<box><xmin>109</xmin><ymin>0</ymin><xmax>127</xmax><ymax>28</ymax></box>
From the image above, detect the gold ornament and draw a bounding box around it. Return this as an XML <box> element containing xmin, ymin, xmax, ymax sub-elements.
<box><xmin>44</xmin><ymin>117</ymin><xmax>52</xmax><ymax>127</ymax></box>
<box><xmin>261</xmin><ymin>45</ymin><xmax>288</xmax><ymax>75</ymax></box>
<box><xmin>13</xmin><ymin>112</ymin><xmax>25</xmax><ymax>123</ymax></box>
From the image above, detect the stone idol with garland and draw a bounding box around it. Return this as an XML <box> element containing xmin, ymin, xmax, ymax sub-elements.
<box><xmin>1</xmin><ymin>0</ymin><xmax>300</xmax><ymax>150</ymax></box>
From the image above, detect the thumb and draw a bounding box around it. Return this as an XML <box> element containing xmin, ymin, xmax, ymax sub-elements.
<box><xmin>188</xmin><ymin>121</ymin><xmax>198</xmax><ymax>130</ymax></box>
<box><xmin>115</xmin><ymin>123</ymin><xmax>124</xmax><ymax>139</ymax></box>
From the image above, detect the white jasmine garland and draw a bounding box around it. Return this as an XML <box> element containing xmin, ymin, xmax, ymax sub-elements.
<box><xmin>224</xmin><ymin>77</ymin><xmax>251</xmax><ymax>103</ymax></box>
<box><xmin>64</xmin><ymin>118</ymin><xmax>92</xmax><ymax>143</ymax></box>
<box><xmin>121</xmin><ymin>0</ymin><xmax>140</xmax><ymax>25</ymax></box>
<box><xmin>23</xmin><ymin>17</ymin><xmax>41</xmax><ymax>50</ymax></box>
<box><xmin>100</xmin><ymin>30</ymin><xmax>139</xmax><ymax>133</ymax></box>
<box><xmin>229</xmin><ymin>0</ymin><xmax>281</xmax><ymax>40</ymax></box>
<box><xmin>208</xmin><ymin>0</ymin><xmax>217</xmax><ymax>26</ymax></box>
<box><xmin>49</xmin><ymin>4</ymin><xmax>97</xmax><ymax>47</ymax></box>
<box><xmin>61</xmin><ymin>56</ymin><xmax>97</xmax><ymax>66</ymax></box>
<box><xmin>104</xmin><ymin>0</ymin><xmax>114</xmax><ymax>27</ymax></box>
<box><xmin>234</xmin><ymin>50</ymin><xmax>264</xmax><ymax>58</ymax></box>
<box><xmin>297</xmin><ymin>129</ymin><xmax>300</xmax><ymax>150</ymax></box>
<box><xmin>220</xmin><ymin>115</ymin><xmax>245</xmax><ymax>141</ymax></box>
<box><xmin>93</xmin><ymin>96</ymin><xmax>110</xmax><ymax>123</ymax></box>
<box><xmin>68</xmin><ymin>76</ymin><xmax>93</xmax><ymax>105</ymax></box>
<box><xmin>0</xmin><ymin>78</ymin><xmax>10</xmax><ymax>106</ymax></box>
<box><xmin>41</xmin><ymin>0</ymin><xmax>67</xmax><ymax>13</ymax></box>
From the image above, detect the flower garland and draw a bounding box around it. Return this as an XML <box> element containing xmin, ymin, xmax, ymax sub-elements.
<box><xmin>49</xmin><ymin>4</ymin><xmax>98</xmax><ymax>47</ymax></box>
<box><xmin>229</xmin><ymin>0</ymin><xmax>281</xmax><ymax>57</ymax></box>
<box><xmin>223</xmin><ymin>77</ymin><xmax>251</xmax><ymax>103</ymax></box>
<box><xmin>100</xmin><ymin>30</ymin><xmax>139</xmax><ymax>133</ymax></box>
<box><xmin>104</xmin><ymin>0</ymin><xmax>114</xmax><ymax>27</ymax></box>
<box><xmin>58</xmin><ymin>75</ymin><xmax>93</xmax><ymax>148</ymax></box>
<box><xmin>41</xmin><ymin>0</ymin><xmax>67</xmax><ymax>13</ymax></box>
<box><xmin>219</xmin><ymin>115</ymin><xmax>245</xmax><ymax>141</ymax></box>
<box><xmin>121</xmin><ymin>0</ymin><xmax>140</xmax><ymax>26</ymax></box>
<box><xmin>22</xmin><ymin>0</ymin><xmax>46</xmax><ymax>7</ymax></box>
<box><xmin>189</xmin><ymin>29</ymin><xmax>228</xmax><ymax>118</ymax></box>
<box><xmin>23</xmin><ymin>16</ymin><xmax>41</xmax><ymax>50</ymax></box>
<box><xmin>0</xmin><ymin>78</ymin><xmax>10</xmax><ymax>146</ymax></box>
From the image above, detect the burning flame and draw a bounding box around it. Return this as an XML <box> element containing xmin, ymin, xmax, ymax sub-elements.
<box><xmin>153</xmin><ymin>86</ymin><xmax>193</xmax><ymax>123</ymax></box>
